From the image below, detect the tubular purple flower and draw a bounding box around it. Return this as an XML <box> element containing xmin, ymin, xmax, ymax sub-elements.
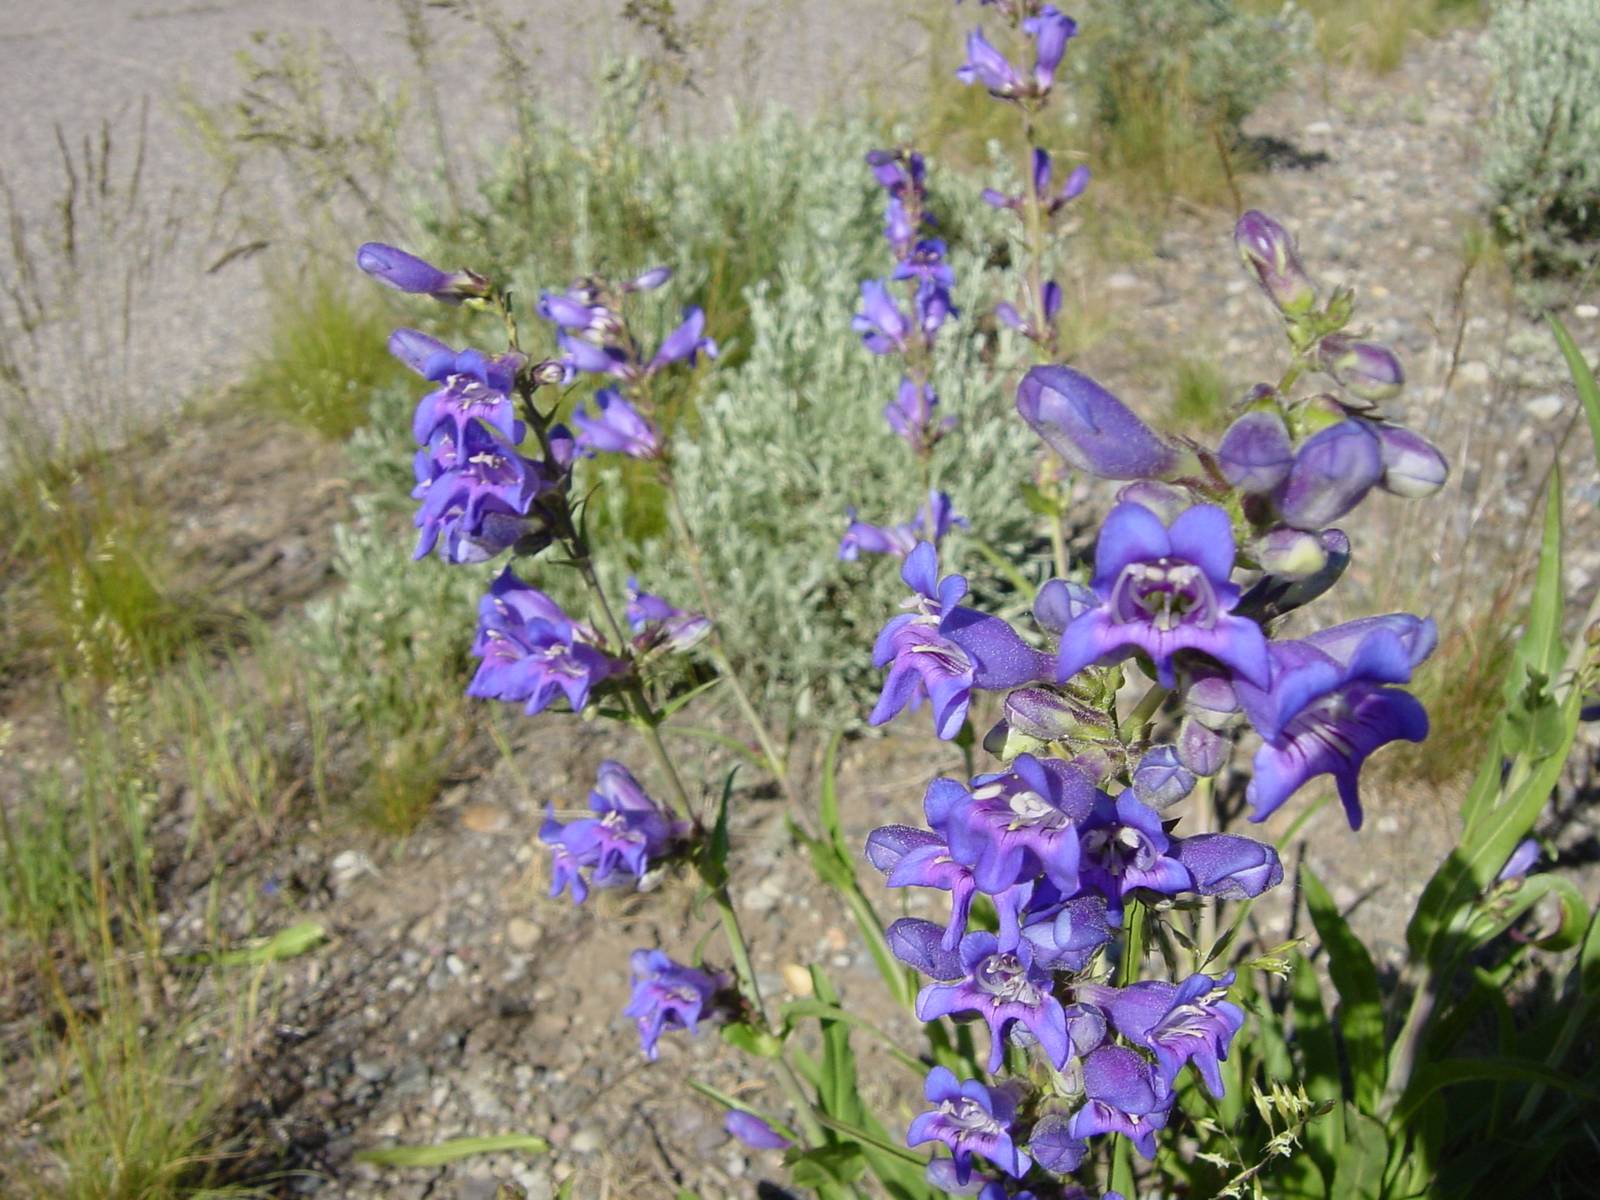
<box><xmin>558</xmin><ymin>331</ymin><xmax>631</xmax><ymax>378</ymax></box>
<box><xmin>467</xmin><ymin>568</ymin><xmax>619</xmax><ymax>715</ymax></box>
<box><xmin>956</xmin><ymin>27</ymin><xmax>1026</xmax><ymax>96</ymax></box>
<box><xmin>853</xmin><ymin>279</ymin><xmax>912</xmax><ymax>354</ymax></box>
<box><xmin>1034</xmin><ymin>579</ymin><xmax>1097</xmax><ymax>635</ymax></box>
<box><xmin>839</xmin><ymin>491</ymin><xmax>968</xmax><ymax>561</ymax></box>
<box><xmin>1174</xmin><ymin>834</ymin><xmax>1283</xmax><ymax>899</ymax></box>
<box><xmin>388</xmin><ymin>327</ymin><xmax>454</xmax><ymax>375</ymax></box>
<box><xmin>885</xmin><ymin>377</ymin><xmax>957</xmax><ymax>452</ymax></box>
<box><xmin>624</xmin><ymin>950</ymin><xmax>725</xmax><ymax>1061</ymax></box>
<box><xmin>624</xmin><ymin>578</ymin><xmax>710</xmax><ymax>653</ymax></box>
<box><xmin>573</xmin><ymin>389</ymin><xmax>661</xmax><ymax>459</ymax></box>
<box><xmin>650</xmin><ymin>306</ymin><xmax>718</xmax><ymax>372</ymax></box>
<box><xmin>1234</xmin><ymin>619</ymin><xmax>1434</xmax><ymax>827</ymax></box>
<box><xmin>1068</xmin><ymin>1046</ymin><xmax>1173</xmax><ymax>1160</ymax></box>
<box><xmin>888</xmin><ymin>917</ymin><xmax>966</xmax><ymax>980</ymax></box>
<box><xmin>867</xmin><ymin>824</ymin><xmax>985</xmax><ymax>950</ymax></box>
<box><xmin>626</xmin><ymin>265</ymin><xmax>673</xmax><ymax>292</ymax></box>
<box><xmin>1316</xmin><ymin>335</ymin><xmax>1404</xmax><ymax>403</ymax></box>
<box><xmin>1217</xmin><ymin>410</ymin><xmax>1294</xmax><ymax>494</ymax></box>
<box><xmin>925</xmin><ymin>755</ymin><xmax>1097</xmax><ymax>895</ymax></box>
<box><xmin>1027</xmin><ymin>1113</ymin><xmax>1087</xmax><ymax>1174</ymax></box>
<box><xmin>916</xmin><ymin>932</ymin><xmax>1072</xmax><ymax>1071</ymax></box>
<box><xmin>1273</xmin><ymin>420</ymin><xmax>1384</xmax><ymax>529</ymax></box>
<box><xmin>915</xmin><ymin>279</ymin><xmax>958</xmax><ymax>338</ymax></box>
<box><xmin>1016</xmin><ymin>366</ymin><xmax>1181</xmax><ymax>481</ymax></box>
<box><xmin>1022</xmin><ymin>5</ymin><xmax>1077</xmax><ymax>91</ymax></box>
<box><xmin>539</xmin><ymin>761</ymin><xmax>687</xmax><ymax>902</ymax></box>
<box><xmin>356</xmin><ymin>241</ymin><xmax>490</xmax><ymax>302</ymax></box>
<box><xmin>907</xmin><ymin>1067</ymin><xmax>1029</xmax><ymax>1184</ymax></box>
<box><xmin>1106</xmin><ymin>972</ymin><xmax>1245</xmax><ymax>1098</ymax></box>
<box><xmin>725</xmin><ymin>1111</ymin><xmax>792</xmax><ymax>1150</ymax></box>
<box><xmin>893</xmin><ymin>239</ymin><xmax>957</xmax><ymax>288</ymax></box>
<box><xmin>869</xmin><ymin>544</ymin><xmax>977</xmax><ymax>738</ymax></box>
<box><xmin>1233</xmin><ymin>211</ymin><xmax>1316</xmax><ymax>315</ymax></box>
<box><xmin>411</xmin><ymin>424</ymin><xmax>550</xmax><ymax>562</ymax></box>
<box><xmin>412</xmin><ymin>345</ymin><xmax>524</xmax><ymax>446</ymax></box>
<box><xmin>884</xmin><ymin>198</ymin><xmax>918</xmax><ymax>255</ymax></box>
<box><xmin>1079</xmin><ymin>792</ymin><xmax>1193</xmax><ymax>909</ymax></box>
<box><xmin>1056</xmin><ymin>503</ymin><xmax>1270</xmax><ymax>689</ymax></box>
<box><xmin>1497</xmin><ymin>837</ymin><xmax>1541</xmax><ymax>883</ymax></box>
<box><xmin>1374</xmin><ymin>423</ymin><xmax>1449</xmax><ymax>497</ymax></box>
<box><xmin>867</xmin><ymin>148</ymin><xmax>926</xmax><ymax>198</ymax></box>
<box><xmin>1019</xmin><ymin>890</ymin><xmax>1116</xmax><ymax>972</ymax></box>
<box><xmin>537</xmin><ymin>289</ymin><xmax>612</xmax><ymax>332</ymax></box>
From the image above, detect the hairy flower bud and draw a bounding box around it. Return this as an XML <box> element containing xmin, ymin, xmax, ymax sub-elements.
<box><xmin>1178</xmin><ymin>716</ymin><xmax>1230</xmax><ymax>776</ymax></box>
<box><xmin>1132</xmin><ymin>745</ymin><xmax>1196</xmax><ymax>810</ymax></box>
<box><xmin>1274</xmin><ymin>420</ymin><xmax>1383</xmax><ymax>528</ymax></box>
<box><xmin>1217</xmin><ymin>410</ymin><xmax>1294</xmax><ymax>494</ymax></box>
<box><xmin>1004</xmin><ymin>686</ymin><xmax>1111</xmax><ymax>743</ymax></box>
<box><xmin>1316</xmin><ymin>335</ymin><xmax>1405</xmax><ymax>403</ymax></box>
<box><xmin>1375</xmin><ymin>423</ymin><xmax>1448</xmax><ymax>497</ymax></box>
<box><xmin>1116</xmin><ymin>480</ymin><xmax>1189</xmax><ymax>524</ymax></box>
<box><xmin>1234</xmin><ymin>211</ymin><xmax>1316</xmax><ymax>315</ymax></box>
<box><xmin>1017</xmin><ymin>366</ymin><xmax>1180</xmax><ymax>480</ymax></box>
<box><xmin>1034</xmin><ymin>579</ymin><xmax>1096</xmax><ymax>636</ymax></box>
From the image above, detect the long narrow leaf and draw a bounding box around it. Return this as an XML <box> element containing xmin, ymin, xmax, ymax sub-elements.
<box><xmin>1394</xmin><ymin>1055</ymin><xmax>1600</xmax><ymax>1124</ymax></box>
<box><xmin>1550</xmin><ymin>315</ymin><xmax>1600</xmax><ymax>479</ymax></box>
<box><xmin>355</xmin><ymin>1134</ymin><xmax>549</xmax><ymax>1167</ymax></box>
<box><xmin>1302</xmin><ymin>869</ymin><xmax>1385</xmax><ymax>1111</ymax></box>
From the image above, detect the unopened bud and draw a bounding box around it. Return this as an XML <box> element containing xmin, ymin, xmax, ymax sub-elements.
<box><xmin>1234</xmin><ymin>211</ymin><xmax>1317</xmax><ymax>315</ymax></box>
<box><xmin>356</xmin><ymin>242</ymin><xmax>490</xmax><ymax>303</ymax></box>
<box><xmin>1253</xmin><ymin>527</ymin><xmax>1328</xmax><ymax>580</ymax></box>
<box><xmin>1132</xmin><ymin>745</ymin><xmax>1196</xmax><ymax>810</ymax></box>
<box><xmin>1003</xmin><ymin>686</ymin><xmax>1110</xmax><ymax>742</ymax></box>
<box><xmin>1316</xmin><ymin>335</ymin><xmax>1404</xmax><ymax>403</ymax></box>
<box><xmin>1034</xmin><ymin>579</ymin><xmax>1096</xmax><ymax>636</ymax></box>
<box><xmin>1177</xmin><ymin>716</ymin><xmax>1230</xmax><ymax>777</ymax></box>
<box><xmin>626</xmin><ymin>266</ymin><xmax>673</xmax><ymax>292</ymax></box>
<box><xmin>1274</xmin><ymin>420</ymin><xmax>1383</xmax><ymax>528</ymax></box>
<box><xmin>1116</xmin><ymin>480</ymin><xmax>1190</xmax><ymax>524</ymax></box>
<box><xmin>1218</xmin><ymin>410</ymin><xmax>1294</xmax><ymax>494</ymax></box>
<box><xmin>1184</xmin><ymin>674</ymin><xmax>1240</xmax><ymax>731</ymax></box>
<box><xmin>1016</xmin><ymin>366</ymin><xmax>1180</xmax><ymax>480</ymax></box>
<box><xmin>1375</xmin><ymin>423</ymin><xmax>1448</xmax><ymax>498</ymax></box>
<box><xmin>531</xmin><ymin>359</ymin><xmax>570</xmax><ymax>386</ymax></box>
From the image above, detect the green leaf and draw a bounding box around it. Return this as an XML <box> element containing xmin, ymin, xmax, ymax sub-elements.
<box><xmin>209</xmin><ymin>920</ymin><xmax>327</xmax><ymax>967</ymax></box>
<box><xmin>1333</xmin><ymin>1108</ymin><xmax>1387</xmax><ymax>1200</ymax></box>
<box><xmin>1549</xmin><ymin>315</ymin><xmax>1600</xmax><ymax>479</ymax></box>
<box><xmin>701</xmin><ymin>768</ymin><xmax>736</xmax><ymax>889</ymax></box>
<box><xmin>811</xmin><ymin>965</ymin><xmax>863</xmax><ymax>1125</ymax></box>
<box><xmin>780</xmin><ymin>999</ymin><xmax>924</xmax><ymax>1073</ymax></box>
<box><xmin>787</xmin><ymin>1142</ymin><xmax>867</xmax><ymax>1189</ymax></box>
<box><xmin>356</xmin><ymin>1134</ymin><xmax>550</xmax><ymax>1167</ymax></box>
<box><xmin>818</xmin><ymin>728</ymin><xmax>848</xmax><ymax>861</ymax></box>
<box><xmin>660</xmin><ymin>723</ymin><xmax>767</xmax><ymax>769</ymax></box>
<box><xmin>1302</xmin><ymin>870</ymin><xmax>1385</xmax><ymax>1111</ymax></box>
<box><xmin>1507</xmin><ymin>472</ymin><xmax>1566</xmax><ymax>701</ymax></box>
<box><xmin>1394</xmin><ymin>1055</ymin><xmax>1600</xmax><ymax>1124</ymax></box>
<box><xmin>657</xmin><ymin>674</ymin><xmax>725</xmax><ymax>718</ymax></box>
<box><xmin>1579</xmin><ymin>903</ymin><xmax>1600</xmax><ymax>997</ymax></box>
<box><xmin>1290</xmin><ymin>952</ymin><xmax>1345</xmax><ymax>1182</ymax></box>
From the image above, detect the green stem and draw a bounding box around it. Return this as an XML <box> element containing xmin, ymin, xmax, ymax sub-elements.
<box><xmin>1124</xmin><ymin>683</ymin><xmax>1170</xmax><ymax>737</ymax></box>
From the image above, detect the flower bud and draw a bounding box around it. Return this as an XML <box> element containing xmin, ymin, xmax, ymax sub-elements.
<box><xmin>1234</xmin><ymin>211</ymin><xmax>1316</xmax><ymax>315</ymax></box>
<box><xmin>1184</xmin><ymin>674</ymin><xmax>1240</xmax><ymax>731</ymax></box>
<box><xmin>1274</xmin><ymin>420</ymin><xmax>1383</xmax><ymax>528</ymax></box>
<box><xmin>1252</xmin><ymin>527</ymin><xmax>1328</xmax><ymax>580</ymax></box>
<box><xmin>1116</xmin><ymin>480</ymin><xmax>1189</xmax><ymax>524</ymax></box>
<box><xmin>1178</xmin><ymin>716</ymin><xmax>1230</xmax><ymax>776</ymax></box>
<box><xmin>1496</xmin><ymin>837</ymin><xmax>1541</xmax><ymax>884</ymax></box>
<box><xmin>356</xmin><ymin>242</ymin><xmax>490</xmax><ymax>303</ymax></box>
<box><xmin>1004</xmin><ymin>686</ymin><xmax>1110</xmax><ymax>742</ymax></box>
<box><xmin>1316</xmin><ymin>335</ymin><xmax>1405</xmax><ymax>403</ymax></box>
<box><xmin>1176</xmin><ymin>834</ymin><xmax>1284</xmax><ymax>899</ymax></box>
<box><xmin>1034</xmin><ymin>579</ymin><xmax>1096</xmax><ymax>635</ymax></box>
<box><xmin>1132</xmin><ymin>745</ymin><xmax>1196</xmax><ymax>810</ymax></box>
<box><xmin>531</xmin><ymin>358</ymin><xmax>571</xmax><ymax>386</ymax></box>
<box><xmin>1016</xmin><ymin>366</ymin><xmax>1180</xmax><ymax>480</ymax></box>
<box><xmin>1236</xmin><ymin>528</ymin><xmax>1351</xmax><ymax>622</ymax></box>
<box><xmin>1217</xmin><ymin>410</ymin><xmax>1294</xmax><ymax>493</ymax></box>
<box><xmin>626</xmin><ymin>266</ymin><xmax>673</xmax><ymax>292</ymax></box>
<box><xmin>1375</xmin><ymin>423</ymin><xmax>1448</xmax><ymax>498</ymax></box>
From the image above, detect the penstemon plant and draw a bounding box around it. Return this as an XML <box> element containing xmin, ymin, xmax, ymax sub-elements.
<box><xmin>351</xmin><ymin>5</ymin><xmax>1600</xmax><ymax>1197</ymax></box>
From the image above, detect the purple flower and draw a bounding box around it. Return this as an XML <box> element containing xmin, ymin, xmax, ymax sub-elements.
<box><xmin>407</xmin><ymin>344</ymin><xmax>524</xmax><ymax>446</ymax></box>
<box><xmin>885</xmin><ymin>198</ymin><xmax>918</xmax><ymax>257</ymax></box>
<box><xmin>1106</xmin><ymin>971</ymin><xmax>1244</xmax><ymax>1099</ymax></box>
<box><xmin>1233</xmin><ymin>212</ymin><xmax>1316</xmax><ymax>315</ymax></box>
<box><xmin>467</xmin><ymin>569</ymin><xmax>618</xmax><ymax>715</ymax></box>
<box><xmin>917</xmin><ymin>932</ymin><xmax>1071</xmax><ymax>1071</ymax></box>
<box><xmin>839</xmin><ymin>491</ymin><xmax>967</xmax><ymax>561</ymax></box>
<box><xmin>725</xmin><ymin>1111</ymin><xmax>792</xmax><ymax>1150</ymax></box>
<box><xmin>893</xmin><ymin>239</ymin><xmax>957</xmax><ymax>288</ymax></box>
<box><xmin>853</xmin><ymin>279</ymin><xmax>912</xmax><ymax>354</ymax></box>
<box><xmin>907</xmin><ymin>1067</ymin><xmax>1029</xmax><ymax>1184</ymax></box>
<box><xmin>924</xmin><ymin>755</ymin><xmax>1098</xmax><ymax>896</ymax></box>
<box><xmin>356</xmin><ymin>242</ymin><xmax>489</xmax><ymax>302</ymax></box>
<box><xmin>573</xmin><ymin>389</ymin><xmax>661</xmax><ymax>459</ymax></box>
<box><xmin>915</xmin><ymin>278</ymin><xmax>958</xmax><ymax>338</ymax></box>
<box><xmin>558</xmin><ymin>330</ymin><xmax>631</xmax><ymax>378</ymax></box>
<box><xmin>539</xmin><ymin>762</ymin><xmax>686</xmax><ymax>902</ymax></box>
<box><xmin>626</xmin><ymin>266</ymin><xmax>673</xmax><ymax>292</ymax></box>
<box><xmin>625</xmin><ymin>578</ymin><xmax>710</xmax><ymax>652</ymax></box>
<box><xmin>956</xmin><ymin>27</ymin><xmax>1027</xmax><ymax>96</ymax></box>
<box><xmin>537</xmin><ymin>288</ymin><xmax>618</xmax><ymax>334</ymax></box>
<box><xmin>868</xmin><ymin>824</ymin><xmax>986</xmax><ymax>950</ymax></box>
<box><xmin>885</xmin><ymin>377</ymin><xmax>957</xmax><ymax>452</ymax></box>
<box><xmin>1022</xmin><ymin>5</ymin><xmax>1077</xmax><ymax>91</ymax></box>
<box><xmin>650</xmin><ymin>306</ymin><xmax>718</xmax><ymax>372</ymax></box>
<box><xmin>1056</xmin><ymin>502</ymin><xmax>1270</xmax><ymax>689</ymax></box>
<box><xmin>1068</xmin><ymin>1046</ymin><xmax>1174</xmax><ymax>1159</ymax></box>
<box><xmin>1174</xmin><ymin>834</ymin><xmax>1283</xmax><ymax>899</ymax></box>
<box><xmin>623</xmin><ymin>950</ymin><xmax>725</xmax><ymax>1061</ymax></box>
<box><xmin>867</xmin><ymin>147</ymin><xmax>926</xmax><ymax>198</ymax></box>
<box><xmin>888</xmin><ymin>917</ymin><xmax>967</xmax><ymax>980</ymax></box>
<box><xmin>1497</xmin><ymin>837</ymin><xmax>1541</xmax><ymax>883</ymax></box>
<box><xmin>1234</xmin><ymin>616</ymin><xmax>1435</xmax><ymax>828</ymax></box>
<box><xmin>1027</xmin><ymin>1112</ymin><xmax>1087</xmax><ymax>1174</ymax></box>
<box><xmin>870</xmin><ymin>544</ymin><xmax>1051</xmax><ymax>739</ymax></box>
<box><xmin>411</xmin><ymin>424</ymin><xmax>550</xmax><ymax>562</ymax></box>
<box><xmin>1079</xmin><ymin>792</ymin><xmax>1193</xmax><ymax>908</ymax></box>
<box><xmin>1016</xmin><ymin>366</ymin><xmax>1181</xmax><ymax>481</ymax></box>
